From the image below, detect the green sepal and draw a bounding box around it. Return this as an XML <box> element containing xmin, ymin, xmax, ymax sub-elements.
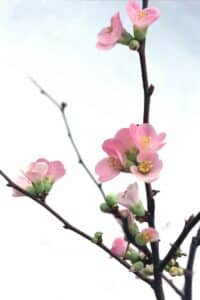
<box><xmin>132</xmin><ymin>261</ymin><xmax>144</xmax><ymax>272</ymax></box>
<box><xmin>100</xmin><ymin>203</ymin><xmax>111</xmax><ymax>213</ymax></box>
<box><xmin>135</xmin><ymin>233</ymin><xmax>146</xmax><ymax>246</ymax></box>
<box><xmin>118</xmin><ymin>32</ymin><xmax>134</xmax><ymax>46</ymax></box>
<box><xmin>134</xmin><ymin>26</ymin><xmax>148</xmax><ymax>41</ymax></box>
<box><xmin>128</xmin><ymin>222</ymin><xmax>139</xmax><ymax>237</ymax></box>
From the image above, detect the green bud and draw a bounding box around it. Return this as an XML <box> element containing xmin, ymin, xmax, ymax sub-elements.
<box><xmin>128</xmin><ymin>222</ymin><xmax>139</xmax><ymax>236</ymax></box>
<box><xmin>100</xmin><ymin>203</ymin><xmax>111</xmax><ymax>213</ymax></box>
<box><xmin>169</xmin><ymin>266</ymin><xmax>180</xmax><ymax>277</ymax></box>
<box><xmin>143</xmin><ymin>264</ymin><xmax>154</xmax><ymax>276</ymax></box>
<box><xmin>126</xmin><ymin>249</ymin><xmax>139</xmax><ymax>263</ymax></box>
<box><xmin>92</xmin><ymin>231</ymin><xmax>103</xmax><ymax>244</ymax></box>
<box><xmin>129</xmin><ymin>39</ymin><xmax>140</xmax><ymax>51</ymax></box>
<box><xmin>135</xmin><ymin>233</ymin><xmax>146</xmax><ymax>246</ymax></box>
<box><xmin>131</xmin><ymin>261</ymin><xmax>144</xmax><ymax>272</ymax></box>
<box><xmin>134</xmin><ymin>26</ymin><xmax>148</xmax><ymax>41</ymax></box>
<box><xmin>131</xmin><ymin>201</ymin><xmax>145</xmax><ymax>217</ymax></box>
<box><xmin>105</xmin><ymin>194</ymin><xmax>118</xmax><ymax>208</ymax></box>
<box><xmin>169</xmin><ymin>259</ymin><xmax>176</xmax><ymax>267</ymax></box>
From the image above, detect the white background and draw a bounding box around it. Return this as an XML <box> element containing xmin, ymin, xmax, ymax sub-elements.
<box><xmin>0</xmin><ymin>0</ymin><xmax>200</xmax><ymax>299</ymax></box>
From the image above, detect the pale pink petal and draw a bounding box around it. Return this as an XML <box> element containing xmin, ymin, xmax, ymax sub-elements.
<box><xmin>142</xmin><ymin>7</ymin><xmax>160</xmax><ymax>26</ymax></box>
<box><xmin>102</xmin><ymin>138</ymin><xmax>125</xmax><ymax>164</ymax></box>
<box><xmin>95</xmin><ymin>158</ymin><xmax>120</xmax><ymax>182</ymax></box>
<box><xmin>129</xmin><ymin>124</ymin><xmax>138</xmax><ymax>141</ymax></box>
<box><xmin>110</xmin><ymin>12</ymin><xmax>124</xmax><ymax>39</ymax></box>
<box><xmin>47</xmin><ymin>161</ymin><xmax>66</xmax><ymax>182</ymax></box>
<box><xmin>96</xmin><ymin>42</ymin><xmax>115</xmax><ymax>50</ymax></box>
<box><xmin>25</xmin><ymin>161</ymin><xmax>49</xmax><ymax>182</ymax></box>
<box><xmin>115</xmin><ymin>128</ymin><xmax>134</xmax><ymax>152</ymax></box>
<box><xmin>126</xmin><ymin>0</ymin><xmax>141</xmax><ymax>23</ymax></box>
<box><xmin>111</xmin><ymin>237</ymin><xmax>128</xmax><ymax>257</ymax></box>
<box><xmin>13</xmin><ymin>176</ymin><xmax>32</xmax><ymax>197</ymax></box>
<box><xmin>141</xmin><ymin>227</ymin><xmax>159</xmax><ymax>242</ymax></box>
<box><xmin>118</xmin><ymin>182</ymin><xmax>139</xmax><ymax>208</ymax></box>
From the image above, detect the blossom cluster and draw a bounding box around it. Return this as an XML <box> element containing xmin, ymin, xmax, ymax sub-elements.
<box><xmin>97</xmin><ymin>0</ymin><xmax>160</xmax><ymax>50</ymax></box>
<box><xmin>95</xmin><ymin>124</ymin><xmax>166</xmax><ymax>183</ymax></box>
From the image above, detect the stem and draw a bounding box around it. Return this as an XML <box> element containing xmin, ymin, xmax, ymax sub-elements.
<box><xmin>138</xmin><ymin>1</ymin><xmax>165</xmax><ymax>299</ymax></box>
<box><xmin>183</xmin><ymin>227</ymin><xmax>200</xmax><ymax>300</ymax></box>
<box><xmin>162</xmin><ymin>274</ymin><xmax>184</xmax><ymax>298</ymax></box>
<box><xmin>160</xmin><ymin>213</ymin><xmax>200</xmax><ymax>271</ymax></box>
<box><xmin>29</xmin><ymin>77</ymin><xmax>106</xmax><ymax>200</ymax></box>
<box><xmin>0</xmin><ymin>169</ymin><xmax>152</xmax><ymax>286</ymax></box>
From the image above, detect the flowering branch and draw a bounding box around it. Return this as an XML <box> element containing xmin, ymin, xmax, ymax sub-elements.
<box><xmin>0</xmin><ymin>169</ymin><xmax>152</xmax><ymax>286</ymax></box>
<box><xmin>183</xmin><ymin>227</ymin><xmax>200</xmax><ymax>300</ymax></box>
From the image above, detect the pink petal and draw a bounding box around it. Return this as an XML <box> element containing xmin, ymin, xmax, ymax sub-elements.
<box><xmin>47</xmin><ymin>161</ymin><xmax>66</xmax><ymax>182</ymax></box>
<box><xmin>143</xmin><ymin>7</ymin><xmax>160</xmax><ymax>26</ymax></box>
<box><xmin>96</xmin><ymin>42</ymin><xmax>115</xmax><ymax>50</ymax></box>
<box><xmin>115</xmin><ymin>128</ymin><xmax>134</xmax><ymax>152</ymax></box>
<box><xmin>13</xmin><ymin>176</ymin><xmax>32</xmax><ymax>197</ymax></box>
<box><xmin>25</xmin><ymin>161</ymin><xmax>49</xmax><ymax>182</ymax></box>
<box><xmin>126</xmin><ymin>0</ymin><xmax>141</xmax><ymax>24</ymax></box>
<box><xmin>102</xmin><ymin>138</ymin><xmax>125</xmax><ymax>164</ymax></box>
<box><xmin>95</xmin><ymin>158</ymin><xmax>120</xmax><ymax>182</ymax></box>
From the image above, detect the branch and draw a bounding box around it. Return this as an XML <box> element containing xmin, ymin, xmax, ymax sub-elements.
<box><xmin>162</xmin><ymin>274</ymin><xmax>184</xmax><ymax>298</ymax></box>
<box><xmin>160</xmin><ymin>213</ymin><xmax>200</xmax><ymax>271</ymax></box>
<box><xmin>183</xmin><ymin>227</ymin><xmax>200</xmax><ymax>300</ymax></box>
<box><xmin>0</xmin><ymin>169</ymin><xmax>153</xmax><ymax>286</ymax></box>
<box><xmin>29</xmin><ymin>77</ymin><xmax>106</xmax><ymax>200</ymax></box>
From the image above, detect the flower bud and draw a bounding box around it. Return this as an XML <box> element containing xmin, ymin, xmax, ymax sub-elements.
<box><xmin>131</xmin><ymin>261</ymin><xmax>144</xmax><ymax>272</ymax></box>
<box><xmin>131</xmin><ymin>201</ymin><xmax>145</xmax><ymax>217</ymax></box>
<box><xmin>105</xmin><ymin>193</ymin><xmax>118</xmax><ymax>208</ymax></box>
<box><xmin>143</xmin><ymin>264</ymin><xmax>154</xmax><ymax>276</ymax></box>
<box><xmin>92</xmin><ymin>232</ymin><xmax>103</xmax><ymax>244</ymax></box>
<box><xmin>100</xmin><ymin>202</ymin><xmax>111</xmax><ymax>213</ymax></box>
<box><xmin>126</xmin><ymin>249</ymin><xmax>139</xmax><ymax>263</ymax></box>
<box><xmin>129</xmin><ymin>39</ymin><xmax>140</xmax><ymax>51</ymax></box>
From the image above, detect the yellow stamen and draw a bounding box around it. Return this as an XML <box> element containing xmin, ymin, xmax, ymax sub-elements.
<box><xmin>137</xmin><ymin>10</ymin><xmax>147</xmax><ymax>20</ymax></box>
<box><xmin>138</xmin><ymin>160</ymin><xmax>153</xmax><ymax>174</ymax></box>
<box><xmin>140</xmin><ymin>136</ymin><xmax>151</xmax><ymax>148</ymax></box>
<box><xmin>108</xmin><ymin>157</ymin><xmax>122</xmax><ymax>171</ymax></box>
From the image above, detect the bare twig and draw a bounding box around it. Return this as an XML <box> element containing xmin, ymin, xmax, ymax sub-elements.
<box><xmin>162</xmin><ymin>274</ymin><xmax>184</xmax><ymax>298</ymax></box>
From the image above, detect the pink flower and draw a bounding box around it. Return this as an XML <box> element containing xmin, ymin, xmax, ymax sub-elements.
<box><xmin>96</xmin><ymin>12</ymin><xmax>125</xmax><ymax>50</ymax></box>
<box><xmin>111</xmin><ymin>237</ymin><xmax>128</xmax><ymax>257</ymax></box>
<box><xmin>140</xmin><ymin>227</ymin><xmax>159</xmax><ymax>243</ymax></box>
<box><xmin>130</xmin><ymin>152</ymin><xmax>162</xmax><ymax>183</ymax></box>
<box><xmin>117</xmin><ymin>182</ymin><xmax>139</xmax><ymax>208</ymax></box>
<box><xmin>95</xmin><ymin>124</ymin><xmax>165</xmax><ymax>183</ymax></box>
<box><xmin>126</xmin><ymin>0</ymin><xmax>160</xmax><ymax>29</ymax></box>
<box><xmin>13</xmin><ymin>158</ymin><xmax>66</xmax><ymax>198</ymax></box>
<box><xmin>133</xmin><ymin>124</ymin><xmax>166</xmax><ymax>154</ymax></box>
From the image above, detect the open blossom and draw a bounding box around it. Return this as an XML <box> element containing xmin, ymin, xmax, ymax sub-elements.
<box><xmin>13</xmin><ymin>158</ymin><xmax>66</xmax><ymax>199</ymax></box>
<box><xmin>111</xmin><ymin>237</ymin><xmax>128</xmax><ymax>257</ymax></box>
<box><xmin>140</xmin><ymin>227</ymin><xmax>159</xmax><ymax>243</ymax></box>
<box><xmin>133</xmin><ymin>124</ymin><xmax>166</xmax><ymax>153</ymax></box>
<box><xmin>96</xmin><ymin>12</ymin><xmax>125</xmax><ymax>50</ymax></box>
<box><xmin>95</xmin><ymin>124</ymin><xmax>165</xmax><ymax>183</ymax></box>
<box><xmin>126</xmin><ymin>0</ymin><xmax>160</xmax><ymax>29</ymax></box>
<box><xmin>130</xmin><ymin>152</ymin><xmax>163</xmax><ymax>183</ymax></box>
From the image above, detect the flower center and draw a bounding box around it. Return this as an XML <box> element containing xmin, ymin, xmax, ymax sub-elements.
<box><xmin>140</xmin><ymin>136</ymin><xmax>151</xmax><ymax>149</ymax></box>
<box><xmin>108</xmin><ymin>157</ymin><xmax>122</xmax><ymax>171</ymax></box>
<box><xmin>142</xmin><ymin>232</ymin><xmax>151</xmax><ymax>242</ymax></box>
<box><xmin>137</xmin><ymin>160</ymin><xmax>153</xmax><ymax>174</ymax></box>
<box><xmin>137</xmin><ymin>10</ymin><xmax>147</xmax><ymax>20</ymax></box>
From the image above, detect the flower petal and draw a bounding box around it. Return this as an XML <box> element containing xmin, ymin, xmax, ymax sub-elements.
<box><xmin>95</xmin><ymin>158</ymin><xmax>120</xmax><ymax>182</ymax></box>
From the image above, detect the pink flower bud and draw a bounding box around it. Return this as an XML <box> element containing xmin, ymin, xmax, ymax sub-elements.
<box><xmin>111</xmin><ymin>237</ymin><xmax>128</xmax><ymax>257</ymax></box>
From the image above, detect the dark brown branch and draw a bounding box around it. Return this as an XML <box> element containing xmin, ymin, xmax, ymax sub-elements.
<box><xmin>160</xmin><ymin>213</ymin><xmax>200</xmax><ymax>271</ymax></box>
<box><xmin>0</xmin><ymin>169</ymin><xmax>153</xmax><ymax>286</ymax></box>
<box><xmin>138</xmin><ymin>1</ymin><xmax>164</xmax><ymax>299</ymax></box>
<box><xmin>29</xmin><ymin>77</ymin><xmax>106</xmax><ymax>200</ymax></box>
<box><xmin>183</xmin><ymin>227</ymin><xmax>200</xmax><ymax>300</ymax></box>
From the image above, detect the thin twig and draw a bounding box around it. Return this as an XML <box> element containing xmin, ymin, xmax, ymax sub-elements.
<box><xmin>160</xmin><ymin>214</ymin><xmax>200</xmax><ymax>271</ymax></box>
<box><xmin>183</xmin><ymin>227</ymin><xmax>200</xmax><ymax>300</ymax></box>
<box><xmin>162</xmin><ymin>274</ymin><xmax>184</xmax><ymax>298</ymax></box>
<box><xmin>0</xmin><ymin>169</ymin><xmax>153</xmax><ymax>286</ymax></box>
<box><xmin>29</xmin><ymin>76</ymin><xmax>106</xmax><ymax>200</ymax></box>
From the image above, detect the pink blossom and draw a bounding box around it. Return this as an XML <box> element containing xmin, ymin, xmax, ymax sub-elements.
<box><xmin>117</xmin><ymin>182</ymin><xmax>139</xmax><ymax>208</ymax></box>
<box><xmin>130</xmin><ymin>152</ymin><xmax>162</xmax><ymax>183</ymax></box>
<box><xmin>126</xmin><ymin>0</ymin><xmax>160</xmax><ymax>29</ymax></box>
<box><xmin>134</xmin><ymin>124</ymin><xmax>166</xmax><ymax>153</ymax></box>
<box><xmin>140</xmin><ymin>227</ymin><xmax>159</xmax><ymax>243</ymax></box>
<box><xmin>95</xmin><ymin>124</ymin><xmax>165</xmax><ymax>183</ymax></box>
<box><xmin>111</xmin><ymin>237</ymin><xmax>128</xmax><ymax>257</ymax></box>
<box><xmin>13</xmin><ymin>158</ymin><xmax>66</xmax><ymax>198</ymax></box>
<box><xmin>96</xmin><ymin>12</ymin><xmax>124</xmax><ymax>50</ymax></box>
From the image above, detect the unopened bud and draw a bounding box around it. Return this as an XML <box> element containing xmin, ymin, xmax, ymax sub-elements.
<box><xmin>129</xmin><ymin>39</ymin><xmax>140</xmax><ymax>51</ymax></box>
<box><xmin>126</xmin><ymin>249</ymin><xmax>139</xmax><ymax>264</ymax></box>
<box><xmin>100</xmin><ymin>203</ymin><xmax>111</xmax><ymax>213</ymax></box>
<box><xmin>131</xmin><ymin>261</ymin><xmax>144</xmax><ymax>272</ymax></box>
<box><xmin>105</xmin><ymin>194</ymin><xmax>118</xmax><ymax>208</ymax></box>
<box><xmin>92</xmin><ymin>232</ymin><xmax>103</xmax><ymax>244</ymax></box>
